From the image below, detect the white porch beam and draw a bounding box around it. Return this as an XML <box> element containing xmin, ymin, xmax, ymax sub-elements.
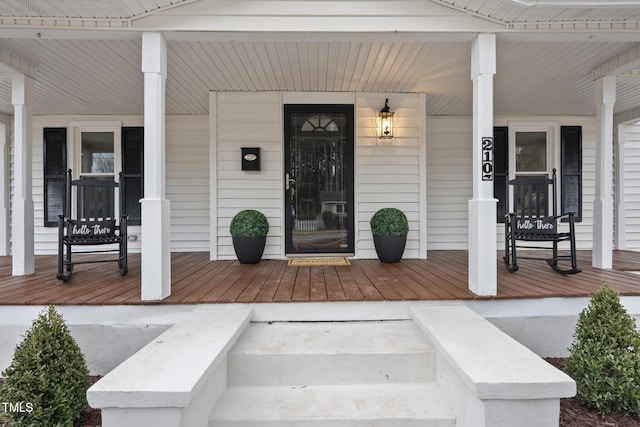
<box><xmin>592</xmin><ymin>44</ymin><xmax>640</xmax><ymax>80</ymax></box>
<box><xmin>11</xmin><ymin>74</ymin><xmax>34</xmax><ymax>275</ymax></box>
<box><xmin>592</xmin><ymin>75</ymin><xmax>616</xmax><ymax>269</ymax></box>
<box><xmin>617</xmin><ymin>70</ymin><xmax>640</xmax><ymax>83</ymax></box>
<box><xmin>0</xmin><ymin>48</ymin><xmax>37</xmax><ymax>81</ymax></box>
<box><xmin>615</xmin><ymin>106</ymin><xmax>640</xmax><ymax>124</ymax></box>
<box><xmin>468</xmin><ymin>33</ymin><xmax>497</xmax><ymax>296</ymax></box>
<box><xmin>140</xmin><ymin>32</ymin><xmax>171</xmax><ymax>301</ymax></box>
<box><xmin>511</xmin><ymin>0</ymin><xmax>640</xmax><ymax>6</ymax></box>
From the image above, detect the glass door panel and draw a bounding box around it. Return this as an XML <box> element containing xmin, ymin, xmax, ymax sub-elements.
<box><xmin>284</xmin><ymin>105</ymin><xmax>354</xmax><ymax>254</ymax></box>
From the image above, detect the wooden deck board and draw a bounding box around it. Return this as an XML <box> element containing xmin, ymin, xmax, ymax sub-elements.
<box><xmin>292</xmin><ymin>266</ymin><xmax>311</xmax><ymax>302</ymax></box>
<box><xmin>0</xmin><ymin>250</ymin><xmax>638</xmax><ymax>305</ymax></box>
<box><xmin>254</xmin><ymin>261</ymin><xmax>288</xmax><ymax>303</ymax></box>
<box><xmin>272</xmin><ymin>263</ymin><xmax>298</xmax><ymax>302</ymax></box>
<box><xmin>335</xmin><ymin>265</ymin><xmax>366</xmax><ymax>300</ymax></box>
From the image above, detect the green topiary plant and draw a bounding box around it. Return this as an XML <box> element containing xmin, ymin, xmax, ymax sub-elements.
<box><xmin>565</xmin><ymin>281</ymin><xmax>640</xmax><ymax>416</ymax></box>
<box><xmin>370</xmin><ymin>207</ymin><xmax>409</xmax><ymax>236</ymax></box>
<box><xmin>230</xmin><ymin>209</ymin><xmax>269</xmax><ymax>237</ymax></box>
<box><xmin>0</xmin><ymin>305</ymin><xmax>90</xmax><ymax>426</ymax></box>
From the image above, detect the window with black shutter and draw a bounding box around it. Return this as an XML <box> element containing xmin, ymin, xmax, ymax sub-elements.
<box><xmin>493</xmin><ymin>125</ymin><xmax>582</xmax><ymax>223</ymax></box>
<box><xmin>43</xmin><ymin>128</ymin><xmax>67</xmax><ymax>227</ymax></box>
<box><xmin>561</xmin><ymin>126</ymin><xmax>582</xmax><ymax>222</ymax></box>
<box><xmin>43</xmin><ymin>126</ymin><xmax>144</xmax><ymax>227</ymax></box>
<box><xmin>121</xmin><ymin>127</ymin><xmax>144</xmax><ymax>226</ymax></box>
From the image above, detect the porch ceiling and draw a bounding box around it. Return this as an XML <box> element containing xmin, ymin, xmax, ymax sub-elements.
<box><xmin>0</xmin><ymin>0</ymin><xmax>638</xmax><ymax>117</ymax></box>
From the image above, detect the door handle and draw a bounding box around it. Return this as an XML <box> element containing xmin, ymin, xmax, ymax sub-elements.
<box><xmin>285</xmin><ymin>173</ymin><xmax>296</xmax><ymax>190</ymax></box>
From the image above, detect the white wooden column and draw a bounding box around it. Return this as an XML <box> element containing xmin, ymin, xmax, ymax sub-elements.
<box><xmin>468</xmin><ymin>33</ymin><xmax>497</xmax><ymax>296</ymax></box>
<box><xmin>141</xmin><ymin>32</ymin><xmax>171</xmax><ymax>300</ymax></box>
<box><xmin>592</xmin><ymin>76</ymin><xmax>616</xmax><ymax>269</ymax></box>
<box><xmin>11</xmin><ymin>74</ymin><xmax>34</xmax><ymax>275</ymax></box>
<box><xmin>0</xmin><ymin>120</ymin><xmax>9</xmax><ymax>256</ymax></box>
<box><xmin>209</xmin><ymin>91</ymin><xmax>218</xmax><ymax>260</ymax></box>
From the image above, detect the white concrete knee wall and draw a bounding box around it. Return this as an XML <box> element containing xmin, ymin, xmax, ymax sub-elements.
<box><xmin>488</xmin><ymin>316</ymin><xmax>578</xmax><ymax>357</ymax></box>
<box><xmin>411</xmin><ymin>305</ymin><xmax>576</xmax><ymax>427</ymax></box>
<box><xmin>494</xmin><ymin>313</ymin><xmax>640</xmax><ymax>357</ymax></box>
<box><xmin>468</xmin><ymin>297</ymin><xmax>640</xmax><ymax>358</ymax></box>
<box><xmin>87</xmin><ymin>306</ymin><xmax>252</xmax><ymax>427</ymax></box>
<box><xmin>434</xmin><ymin>353</ymin><xmax>562</xmax><ymax>427</ymax></box>
<box><xmin>0</xmin><ymin>305</ymin><xmax>195</xmax><ymax>375</ymax></box>
<box><xmin>1</xmin><ymin>299</ymin><xmax>639</xmax><ymax>376</ymax></box>
<box><xmin>0</xmin><ymin>323</ymin><xmax>169</xmax><ymax>375</ymax></box>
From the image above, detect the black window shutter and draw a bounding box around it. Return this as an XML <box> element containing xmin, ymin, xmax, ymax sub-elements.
<box><xmin>561</xmin><ymin>126</ymin><xmax>582</xmax><ymax>222</ymax></box>
<box><xmin>43</xmin><ymin>128</ymin><xmax>67</xmax><ymax>227</ymax></box>
<box><xmin>493</xmin><ymin>127</ymin><xmax>508</xmax><ymax>222</ymax></box>
<box><xmin>122</xmin><ymin>127</ymin><xmax>144</xmax><ymax>226</ymax></box>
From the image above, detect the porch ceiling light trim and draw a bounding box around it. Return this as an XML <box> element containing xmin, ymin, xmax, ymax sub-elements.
<box><xmin>377</xmin><ymin>98</ymin><xmax>394</xmax><ymax>139</ymax></box>
<box><xmin>510</xmin><ymin>0</ymin><xmax>640</xmax><ymax>6</ymax></box>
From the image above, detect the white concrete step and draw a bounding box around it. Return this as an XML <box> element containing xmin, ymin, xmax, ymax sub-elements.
<box><xmin>209</xmin><ymin>383</ymin><xmax>456</xmax><ymax>427</ymax></box>
<box><xmin>227</xmin><ymin>320</ymin><xmax>436</xmax><ymax>386</ymax></box>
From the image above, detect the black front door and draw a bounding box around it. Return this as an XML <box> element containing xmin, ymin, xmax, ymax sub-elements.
<box><xmin>284</xmin><ymin>105</ymin><xmax>354</xmax><ymax>254</ymax></box>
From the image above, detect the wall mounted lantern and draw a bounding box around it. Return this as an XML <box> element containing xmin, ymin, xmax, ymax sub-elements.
<box><xmin>377</xmin><ymin>98</ymin><xmax>395</xmax><ymax>139</ymax></box>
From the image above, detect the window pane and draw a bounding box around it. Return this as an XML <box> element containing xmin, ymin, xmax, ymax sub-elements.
<box><xmin>81</xmin><ymin>132</ymin><xmax>114</xmax><ymax>174</ymax></box>
<box><xmin>515</xmin><ymin>131</ymin><xmax>546</xmax><ymax>172</ymax></box>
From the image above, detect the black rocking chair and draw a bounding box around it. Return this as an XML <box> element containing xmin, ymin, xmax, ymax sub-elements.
<box><xmin>503</xmin><ymin>168</ymin><xmax>580</xmax><ymax>275</ymax></box>
<box><xmin>57</xmin><ymin>169</ymin><xmax>128</xmax><ymax>281</ymax></box>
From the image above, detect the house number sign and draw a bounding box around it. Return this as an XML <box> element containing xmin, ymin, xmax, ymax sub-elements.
<box><xmin>481</xmin><ymin>137</ymin><xmax>493</xmax><ymax>181</ymax></box>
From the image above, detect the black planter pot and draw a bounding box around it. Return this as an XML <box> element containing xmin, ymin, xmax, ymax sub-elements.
<box><xmin>373</xmin><ymin>234</ymin><xmax>407</xmax><ymax>263</ymax></box>
<box><xmin>232</xmin><ymin>235</ymin><xmax>267</xmax><ymax>264</ymax></box>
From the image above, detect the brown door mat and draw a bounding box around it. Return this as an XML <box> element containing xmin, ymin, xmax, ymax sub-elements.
<box><xmin>287</xmin><ymin>257</ymin><xmax>351</xmax><ymax>267</ymax></box>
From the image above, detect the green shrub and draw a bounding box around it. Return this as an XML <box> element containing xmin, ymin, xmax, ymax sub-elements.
<box><xmin>370</xmin><ymin>208</ymin><xmax>409</xmax><ymax>236</ymax></box>
<box><xmin>230</xmin><ymin>209</ymin><xmax>269</xmax><ymax>237</ymax></box>
<box><xmin>565</xmin><ymin>282</ymin><xmax>640</xmax><ymax>416</ymax></box>
<box><xmin>0</xmin><ymin>305</ymin><xmax>90</xmax><ymax>426</ymax></box>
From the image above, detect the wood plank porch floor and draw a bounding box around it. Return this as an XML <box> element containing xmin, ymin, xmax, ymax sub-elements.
<box><xmin>0</xmin><ymin>250</ymin><xmax>639</xmax><ymax>305</ymax></box>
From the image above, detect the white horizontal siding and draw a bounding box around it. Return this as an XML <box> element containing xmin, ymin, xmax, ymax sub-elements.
<box><xmin>426</xmin><ymin>116</ymin><xmax>598</xmax><ymax>250</ymax></box>
<box><xmin>213</xmin><ymin>91</ymin><xmax>424</xmax><ymax>260</ymax></box>
<box><xmin>426</xmin><ymin>116</ymin><xmax>472</xmax><ymax>250</ymax></box>
<box><xmin>24</xmin><ymin>106</ymin><xmax>604</xmax><ymax>261</ymax></box>
<box><xmin>356</xmin><ymin>93</ymin><xmax>422</xmax><ymax>258</ymax></box>
<box><xmin>215</xmin><ymin>92</ymin><xmax>282</xmax><ymax>260</ymax></box>
<box><xmin>166</xmin><ymin>115</ymin><xmax>210</xmax><ymax>252</ymax></box>
<box><xmin>621</xmin><ymin>122</ymin><xmax>640</xmax><ymax>249</ymax></box>
<box><xmin>30</xmin><ymin>115</ymin><xmax>210</xmax><ymax>255</ymax></box>
<box><xmin>30</xmin><ymin>116</ymin><xmax>134</xmax><ymax>255</ymax></box>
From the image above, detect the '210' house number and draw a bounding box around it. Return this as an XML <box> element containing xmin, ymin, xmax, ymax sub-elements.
<box><xmin>481</xmin><ymin>137</ymin><xmax>493</xmax><ymax>181</ymax></box>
